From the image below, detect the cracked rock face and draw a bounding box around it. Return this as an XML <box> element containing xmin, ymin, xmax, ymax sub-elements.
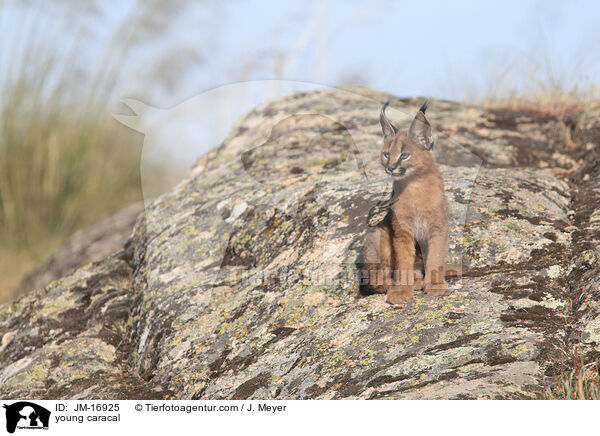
<box><xmin>2</xmin><ymin>87</ymin><xmax>600</xmax><ymax>399</ymax></box>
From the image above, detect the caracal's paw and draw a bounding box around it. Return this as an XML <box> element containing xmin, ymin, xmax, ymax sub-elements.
<box><xmin>424</xmin><ymin>280</ymin><xmax>449</xmax><ymax>296</ymax></box>
<box><xmin>386</xmin><ymin>285</ymin><xmax>413</xmax><ymax>304</ymax></box>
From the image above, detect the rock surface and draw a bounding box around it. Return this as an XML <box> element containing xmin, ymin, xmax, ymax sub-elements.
<box><xmin>2</xmin><ymin>87</ymin><xmax>600</xmax><ymax>399</ymax></box>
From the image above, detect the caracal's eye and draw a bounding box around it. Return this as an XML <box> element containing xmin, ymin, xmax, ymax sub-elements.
<box><xmin>382</xmin><ymin>152</ymin><xmax>390</xmax><ymax>159</ymax></box>
<box><xmin>400</xmin><ymin>153</ymin><xmax>411</xmax><ymax>161</ymax></box>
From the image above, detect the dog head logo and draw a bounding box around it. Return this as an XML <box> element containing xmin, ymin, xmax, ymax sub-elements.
<box><xmin>3</xmin><ymin>402</ymin><xmax>50</xmax><ymax>433</ymax></box>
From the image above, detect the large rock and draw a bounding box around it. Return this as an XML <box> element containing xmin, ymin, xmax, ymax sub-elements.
<box><xmin>2</xmin><ymin>88</ymin><xmax>600</xmax><ymax>399</ymax></box>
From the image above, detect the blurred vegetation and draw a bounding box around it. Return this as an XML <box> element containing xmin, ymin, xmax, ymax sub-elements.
<box><xmin>0</xmin><ymin>91</ymin><xmax>142</xmax><ymax>248</ymax></box>
<box><xmin>482</xmin><ymin>83</ymin><xmax>599</xmax><ymax>116</ymax></box>
<box><xmin>547</xmin><ymin>348</ymin><xmax>600</xmax><ymax>400</ymax></box>
<box><xmin>0</xmin><ymin>1</ymin><xmax>188</xmax><ymax>302</ymax></box>
<box><xmin>475</xmin><ymin>50</ymin><xmax>600</xmax><ymax>115</ymax></box>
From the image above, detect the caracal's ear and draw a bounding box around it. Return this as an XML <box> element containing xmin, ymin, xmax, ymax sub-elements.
<box><xmin>380</xmin><ymin>101</ymin><xmax>398</xmax><ymax>139</ymax></box>
<box><xmin>409</xmin><ymin>101</ymin><xmax>434</xmax><ymax>150</ymax></box>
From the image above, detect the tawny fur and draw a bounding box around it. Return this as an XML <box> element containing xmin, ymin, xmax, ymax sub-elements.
<box><xmin>361</xmin><ymin>101</ymin><xmax>449</xmax><ymax>304</ymax></box>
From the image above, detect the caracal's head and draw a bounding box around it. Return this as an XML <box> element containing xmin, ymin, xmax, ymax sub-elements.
<box><xmin>379</xmin><ymin>101</ymin><xmax>435</xmax><ymax>181</ymax></box>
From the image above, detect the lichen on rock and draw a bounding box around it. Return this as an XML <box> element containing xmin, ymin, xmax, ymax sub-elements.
<box><xmin>2</xmin><ymin>87</ymin><xmax>600</xmax><ymax>399</ymax></box>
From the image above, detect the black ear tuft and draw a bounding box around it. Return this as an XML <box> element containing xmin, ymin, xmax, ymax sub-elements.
<box><xmin>409</xmin><ymin>102</ymin><xmax>433</xmax><ymax>150</ymax></box>
<box><xmin>380</xmin><ymin>100</ymin><xmax>399</xmax><ymax>138</ymax></box>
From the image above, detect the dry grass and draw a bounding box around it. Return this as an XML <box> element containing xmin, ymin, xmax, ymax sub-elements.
<box><xmin>0</xmin><ymin>99</ymin><xmax>143</xmax><ymax>248</ymax></box>
<box><xmin>482</xmin><ymin>84</ymin><xmax>598</xmax><ymax>114</ymax></box>
<box><xmin>0</xmin><ymin>86</ymin><xmax>145</xmax><ymax>302</ymax></box>
<box><xmin>0</xmin><ymin>1</ymin><xmax>183</xmax><ymax>302</ymax></box>
<box><xmin>477</xmin><ymin>62</ymin><xmax>600</xmax><ymax>116</ymax></box>
<box><xmin>547</xmin><ymin>349</ymin><xmax>600</xmax><ymax>400</ymax></box>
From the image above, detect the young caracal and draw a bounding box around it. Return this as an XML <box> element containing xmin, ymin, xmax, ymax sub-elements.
<box><xmin>361</xmin><ymin>101</ymin><xmax>449</xmax><ymax>304</ymax></box>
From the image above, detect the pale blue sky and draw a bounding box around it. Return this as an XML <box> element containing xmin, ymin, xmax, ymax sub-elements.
<box><xmin>3</xmin><ymin>1</ymin><xmax>599</xmax><ymax>103</ymax></box>
<box><xmin>133</xmin><ymin>0</ymin><xmax>600</xmax><ymax>104</ymax></box>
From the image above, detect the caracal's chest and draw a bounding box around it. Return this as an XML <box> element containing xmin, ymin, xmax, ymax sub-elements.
<box><xmin>390</xmin><ymin>177</ymin><xmax>443</xmax><ymax>241</ymax></box>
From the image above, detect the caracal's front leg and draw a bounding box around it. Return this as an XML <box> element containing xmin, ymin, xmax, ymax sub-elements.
<box><xmin>424</xmin><ymin>229</ymin><xmax>449</xmax><ymax>296</ymax></box>
<box><xmin>361</xmin><ymin>224</ymin><xmax>393</xmax><ymax>294</ymax></box>
<box><xmin>387</xmin><ymin>230</ymin><xmax>415</xmax><ymax>304</ymax></box>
